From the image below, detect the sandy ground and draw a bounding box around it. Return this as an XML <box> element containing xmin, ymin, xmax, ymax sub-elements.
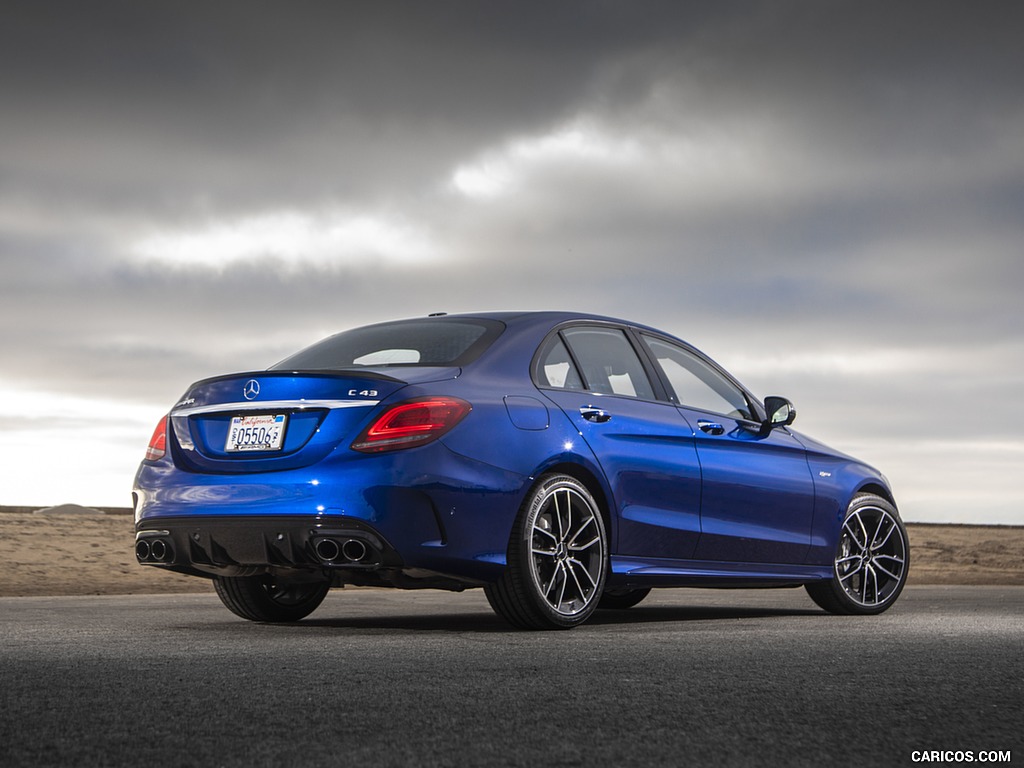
<box><xmin>0</xmin><ymin>510</ymin><xmax>1021</xmax><ymax>597</ymax></box>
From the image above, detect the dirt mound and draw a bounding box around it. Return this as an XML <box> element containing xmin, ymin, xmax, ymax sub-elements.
<box><xmin>33</xmin><ymin>503</ymin><xmax>106</xmax><ymax>515</ymax></box>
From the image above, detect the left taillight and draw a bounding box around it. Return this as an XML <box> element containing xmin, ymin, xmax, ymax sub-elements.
<box><xmin>351</xmin><ymin>397</ymin><xmax>471</xmax><ymax>453</ymax></box>
<box><xmin>144</xmin><ymin>415</ymin><xmax>168</xmax><ymax>461</ymax></box>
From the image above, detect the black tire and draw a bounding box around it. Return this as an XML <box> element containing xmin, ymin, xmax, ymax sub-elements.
<box><xmin>485</xmin><ymin>474</ymin><xmax>608</xmax><ymax>630</ymax></box>
<box><xmin>598</xmin><ymin>587</ymin><xmax>651</xmax><ymax>610</ymax></box>
<box><xmin>806</xmin><ymin>493</ymin><xmax>910</xmax><ymax>615</ymax></box>
<box><xmin>213</xmin><ymin>574</ymin><xmax>331</xmax><ymax>622</ymax></box>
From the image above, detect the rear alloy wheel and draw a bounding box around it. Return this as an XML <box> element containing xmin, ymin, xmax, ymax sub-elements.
<box><xmin>485</xmin><ymin>474</ymin><xmax>607</xmax><ymax>630</ymax></box>
<box><xmin>806</xmin><ymin>493</ymin><xmax>909</xmax><ymax>615</ymax></box>
<box><xmin>213</xmin><ymin>574</ymin><xmax>331</xmax><ymax>622</ymax></box>
<box><xmin>598</xmin><ymin>587</ymin><xmax>651</xmax><ymax>610</ymax></box>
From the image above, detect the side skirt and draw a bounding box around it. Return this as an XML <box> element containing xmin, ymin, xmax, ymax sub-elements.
<box><xmin>607</xmin><ymin>555</ymin><xmax>832</xmax><ymax>590</ymax></box>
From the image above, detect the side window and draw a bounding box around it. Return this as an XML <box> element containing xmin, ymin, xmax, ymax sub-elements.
<box><xmin>561</xmin><ymin>327</ymin><xmax>656</xmax><ymax>400</ymax></box>
<box><xmin>535</xmin><ymin>336</ymin><xmax>584</xmax><ymax>390</ymax></box>
<box><xmin>642</xmin><ymin>335</ymin><xmax>754</xmax><ymax>420</ymax></box>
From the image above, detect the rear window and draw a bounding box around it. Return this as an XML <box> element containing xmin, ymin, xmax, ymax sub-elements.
<box><xmin>272</xmin><ymin>318</ymin><xmax>504</xmax><ymax>370</ymax></box>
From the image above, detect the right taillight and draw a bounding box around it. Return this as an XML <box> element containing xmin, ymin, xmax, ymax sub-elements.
<box><xmin>351</xmin><ymin>397</ymin><xmax>471</xmax><ymax>453</ymax></box>
<box><xmin>144</xmin><ymin>415</ymin><xmax>168</xmax><ymax>461</ymax></box>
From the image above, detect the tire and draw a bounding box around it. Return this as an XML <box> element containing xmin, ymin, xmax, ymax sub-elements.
<box><xmin>598</xmin><ymin>587</ymin><xmax>651</xmax><ymax>610</ymax></box>
<box><xmin>485</xmin><ymin>474</ymin><xmax>608</xmax><ymax>630</ymax></box>
<box><xmin>806</xmin><ymin>493</ymin><xmax>910</xmax><ymax>615</ymax></box>
<box><xmin>213</xmin><ymin>574</ymin><xmax>331</xmax><ymax>622</ymax></box>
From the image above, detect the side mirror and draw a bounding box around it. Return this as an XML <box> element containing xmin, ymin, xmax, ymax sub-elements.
<box><xmin>761</xmin><ymin>396</ymin><xmax>796</xmax><ymax>435</ymax></box>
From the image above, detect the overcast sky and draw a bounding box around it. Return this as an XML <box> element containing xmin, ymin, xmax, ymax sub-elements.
<box><xmin>1</xmin><ymin>1</ymin><xmax>1021</xmax><ymax>523</ymax></box>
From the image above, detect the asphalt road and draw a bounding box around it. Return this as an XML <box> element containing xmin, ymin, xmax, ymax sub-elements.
<box><xmin>1</xmin><ymin>586</ymin><xmax>1021</xmax><ymax>767</ymax></box>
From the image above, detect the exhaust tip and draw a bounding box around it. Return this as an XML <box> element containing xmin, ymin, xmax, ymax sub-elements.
<box><xmin>314</xmin><ymin>538</ymin><xmax>341</xmax><ymax>562</ymax></box>
<box><xmin>342</xmin><ymin>539</ymin><xmax>368</xmax><ymax>563</ymax></box>
<box><xmin>135</xmin><ymin>540</ymin><xmax>151</xmax><ymax>561</ymax></box>
<box><xmin>150</xmin><ymin>539</ymin><xmax>169</xmax><ymax>562</ymax></box>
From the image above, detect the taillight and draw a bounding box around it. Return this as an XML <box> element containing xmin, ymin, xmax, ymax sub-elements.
<box><xmin>351</xmin><ymin>397</ymin><xmax>471</xmax><ymax>453</ymax></box>
<box><xmin>145</xmin><ymin>415</ymin><xmax>168</xmax><ymax>461</ymax></box>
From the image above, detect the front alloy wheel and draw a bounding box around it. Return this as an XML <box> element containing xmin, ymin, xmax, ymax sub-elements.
<box><xmin>485</xmin><ymin>474</ymin><xmax>608</xmax><ymax>630</ymax></box>
<box><xmin>806</xmin><ymin>493</ymin><xmax>909</xmax><ymax>615</ymax></box>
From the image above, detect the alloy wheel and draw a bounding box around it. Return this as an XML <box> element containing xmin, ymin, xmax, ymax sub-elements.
<box><xmin>527</xmin><ymin>483</ymin><xmax>605</xmax><ymax>617</ymax></box>
<box><xmin>835</xmin><ymin>505</ymin><xmax>907</xmax><ymax>608</ymax></box>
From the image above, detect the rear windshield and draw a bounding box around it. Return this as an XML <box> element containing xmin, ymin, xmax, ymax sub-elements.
<box><xmin>272</xmin><ymin>318</ymin><xmax>504</xmax><ymax>370</ymax></box>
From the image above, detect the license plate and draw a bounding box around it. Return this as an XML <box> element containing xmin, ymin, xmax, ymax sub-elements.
<box><xmin>225</xmin><ymin>414</ymin><xmax>287</xmax><ymax>453</ymax></box>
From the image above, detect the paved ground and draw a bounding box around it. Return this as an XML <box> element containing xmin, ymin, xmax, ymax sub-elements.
<box><xmin>1</xmin><ymin>586</ymin><xmax>1021</xmax><ymax>767</ymax></box>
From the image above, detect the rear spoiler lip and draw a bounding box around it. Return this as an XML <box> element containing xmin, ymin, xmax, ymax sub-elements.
<box><xmin>189</xmin><ymin>368</ymin><xmax>406</xmax><ymax>388</ymax></box>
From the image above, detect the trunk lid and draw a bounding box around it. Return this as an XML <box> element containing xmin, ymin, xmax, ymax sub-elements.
<box><xmin>168</xmin><ymin>368</ymin><xmax>455</xmax><ymax>473</ymax></box>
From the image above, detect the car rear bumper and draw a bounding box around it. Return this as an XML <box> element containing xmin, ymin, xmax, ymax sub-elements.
<box><xmin>134</xmin><ymin>514</ymin><xmax>500</xmax><ymax>589</ymax></box>
<box><xmin>135</xmin><ymin>514</ymin><xmax>401</xmax><ymax>574</ymax></box>
<box><xmin>133</xmin><ymin>440</ymin><xmax>528</xmax><ymax>585</ymax></box>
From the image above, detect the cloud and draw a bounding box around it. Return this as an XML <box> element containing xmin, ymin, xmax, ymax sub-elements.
<box><xmin>450</xmin><ymin>119</ymin><xmax>646</xmax><ymax>199</ymax></box>
<box><xmin>133</xmin><ymin>208</ymin><xmax>438</xmax><ymax>272</ymax></box>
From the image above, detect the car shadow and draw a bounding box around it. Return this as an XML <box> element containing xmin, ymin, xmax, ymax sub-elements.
<box><xmin>277</xmin><ymin>602</ymin><xmax>824</xmax><ymax>633</ymax></box>
<box><xmin>593</xmin><ymin>603</ymin><xmax>823</xmax><ymax>625</ymax></box>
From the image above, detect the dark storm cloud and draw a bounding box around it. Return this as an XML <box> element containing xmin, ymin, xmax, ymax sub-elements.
<box><xmin>1</xmin><ymin>1</ymin><xmax>1022</xmax><ymax>515</ymax></box>
<box><xmin>1</xmin><ymin>1</ymin><xmax>698</xmax><ymax>215</ymax></box>
<box><xmin>10</xmin><ymin>1</ymin><xmax>1014</xmax><ymax>214</ymax></box>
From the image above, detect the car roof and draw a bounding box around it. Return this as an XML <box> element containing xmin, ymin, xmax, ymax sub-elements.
<box><xmin>416</xmin><ymin>310</ymin><xmax>670</xmax><ymax>335</ymax></box>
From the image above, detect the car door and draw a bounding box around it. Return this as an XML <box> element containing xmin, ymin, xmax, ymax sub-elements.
<box><xmin>638</xmin><ymin>334</ymin><xmax>816</xmax><ymax>564</ymax></box>
<box><xmin>535</xmin><ymin>325</ymin><xmax>703</xmax><ymax>560</ymax></box>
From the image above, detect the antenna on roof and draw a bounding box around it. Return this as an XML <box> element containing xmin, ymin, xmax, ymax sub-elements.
<box><xmin>427</xmin><ymin>312</ymin><xmax>447</xmax><ymax>317</ymax></box>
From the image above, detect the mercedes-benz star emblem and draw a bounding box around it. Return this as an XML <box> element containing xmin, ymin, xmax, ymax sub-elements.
<box><xmin>243</xmin><ymin>379</ymin><xmax>260</xmax><ymax>400</ymax></box>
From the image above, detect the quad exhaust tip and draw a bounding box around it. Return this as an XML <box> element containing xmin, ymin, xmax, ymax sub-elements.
<box><xmin>136</xmin><ymin>535</ymin><xmax>173</xmax><ymax>563</ymax></box>
<box><xmin>314</xmin><ymin>537</ymin><xmax>369</xmax><ymax>564</ymax></box>
<box><xmin>138</xmin><ymin>532</ymin><xmax>372</xmax><ymax>565</ymax></box>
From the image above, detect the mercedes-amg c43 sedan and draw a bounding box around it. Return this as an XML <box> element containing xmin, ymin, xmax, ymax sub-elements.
<box><xmin>133</xmin><ymin>311</ymin><xmax>909</xmax><ymax>629</ymax></box>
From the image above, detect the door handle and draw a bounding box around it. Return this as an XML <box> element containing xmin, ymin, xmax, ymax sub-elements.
<box><xmin>580</xmin><ymin>406</ymin><xmax>611</xmax><ymax>423</ymax></box>
<box><xmin>697</xmin><ymin>420</ymin><xmax>725</xmax><ymax>435</ymax></box>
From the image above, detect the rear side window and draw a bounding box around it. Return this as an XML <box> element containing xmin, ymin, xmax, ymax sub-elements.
<box><xmin>559</xmin><ymin>327</ymin><xmax>656</xmax><ymax>400</ymax></box>
<box><xmin>535</xmin><ymin>336</ymin><xmax>584</xmax><ymax>390</ymax></box>
<box><xmin>273</xmin><ymin>319</ymin><xmax>504</xmax><ymax>370</ymax></box>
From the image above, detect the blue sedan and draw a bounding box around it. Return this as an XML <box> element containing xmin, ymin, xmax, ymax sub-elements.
<box><xmin>134</xmin><ymin>312</ymin><xmax>909</xmax><ymax>629</ymax></box>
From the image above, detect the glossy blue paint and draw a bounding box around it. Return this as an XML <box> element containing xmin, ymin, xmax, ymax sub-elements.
<box><xmin>133</xmin><ymin>311</ymin><xmax>895</xmax><ymax>600</ymax></box>
<box><xmin>542</xmin><ymin>388</ymin><xmax>703</xmax><ymax>560</ymax></box>
<box><xmin>503</xmin><ymin>395</ymin><xmax>550</xmax><ymax>431</ymax></box>
<box><xmin>681</xmin><ymin>404</ymin><xmax>816</xmax><ymax>564</ymax></box>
